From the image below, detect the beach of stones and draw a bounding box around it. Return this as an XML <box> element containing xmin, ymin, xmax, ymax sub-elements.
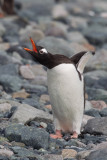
<box><xmin>0</xmin><ymin>0</ymin><xmax>107</xmax><ymax>159</ymax></box>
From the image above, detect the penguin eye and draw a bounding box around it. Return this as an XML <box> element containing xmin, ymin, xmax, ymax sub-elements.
<box><xmin>39</xmin><ymin>48</ymin><xmax>48</xmax><ymax>54</ymax></box>
<box><xmin>39</xmin><ymin>50</ymin><xmax>44</xmax><ymax>54</ymax></box>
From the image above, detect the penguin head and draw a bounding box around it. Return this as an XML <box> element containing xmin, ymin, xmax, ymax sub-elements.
<box><xmin>24</xmin><ymin>38</ymin><xmax>53</xmax><ymax>68</ymax></box>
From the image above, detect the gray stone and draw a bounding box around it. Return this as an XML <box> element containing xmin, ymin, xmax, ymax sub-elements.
<box><xmin>67</xmin><ymin>31</ymin><xmax>88</xmax><ymax>44</ymax></box>
<box><xmin>86</xmin><ymin>87</ymin><xmax>107</xmax><ymax>103</ymax></box>
<box><xmin>38</xmin><ymin>36</ymin><xmax>75</xmax><ymax>57</ymax></box>
<box><xmin>84</xmin><ymin>117</ymin><xmax>107</xmax><ymax>135</ymax></box>
<box><xmin>43</xmin><ymin>154</ymin><xmax>63</xmax><ymax>160</ymax></box>
<box><xmin>0</xmin><ymin>64</ymin><xmax>19</xmax><ymax>76</ymax></box>
<box><xmin>85</xmin><ymin>70</ymin><xmax>107</xmax><ymax>90</ymax></box>
<box><xmin>83</xmin><ymin>25</ymin><xmax>107</xmax><ymax>45</ymax></box>
<box><xmin>5</xmin><ymin>124</ymin><xmax>49</xmax><ymax>149</ymax></box>
<box><xmin>0</xmin><ymin>75</ymin><xmax>22</xmax><ymax>92</ymax></box>
<box><xmin>21</xmin><ymin>98</ymin><xmax>42</xmax><ymax>110</ymax></box>
<box><xmin>86</xmin><ymin>147</ymin><xmax>107</xmax><ymax>160</ymax></box>
<box><xmin>12</xmin><ymin>146</ymin><xmax>41</xmax><ymax>159</ymax></box>
<box><xmin>19</xmin><ymin>26</ymin><xmax>45</xmax><ymax>42</ymax></box>
<box><xmin>22</xmin><ymin>83</ymin><xmax>47</xmax><ymax>95</ymax></box>
<box><xmin>85</xmin><ymin>109</ymin><xmax>100</xmax><ymax>117</ymax></box>
<box><xmin>10</xmin><ymin>104</ymin><xmax>53</xmax><ymax>124</ymax></box>
<box><xmin>100</xmin><ymin>108</ymin><xmax>107</xmax><ymax>117</ymax></box>
<box><xmin>0</xmin><ymin>51</ymin><xmax>12</xmax><ymax>65</ymax></box>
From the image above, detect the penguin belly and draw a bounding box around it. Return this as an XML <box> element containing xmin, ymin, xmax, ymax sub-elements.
<box><xmin>47</xmin><ymin>63</ymin><xmax>84</xmax><ymax>134</ymax></box>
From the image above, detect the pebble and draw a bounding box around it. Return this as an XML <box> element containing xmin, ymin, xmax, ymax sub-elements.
<box><xmin>76</xmin><ymin>150</ymin><xmax>91</xmax><ymax>160</ymax></box>
<box><xmin>62</xmin><ymin>149</ymin><xmax>77</xmax><ymax>159</ymax></box>
<box><xmin>0</xmin><ymin>103</ymin><xmax>12</xmax><ymax>113</ymax></box>
<box><xmin>39</xmin><ymin>94</ymin><xmax>50</xmax><ymax>104</ymax></box>
<box><xmin>84</xmin><ymin>117</ymin><xmax>107</xmax><ymax>135</ymax></box>
<box><xmin>12</xmin><ymin>89</ymin><xmax>30</xmax><ymax>99</ymax></box>
<box><xmin>10</xmin><ymin>103</ymin><xmax>53</xmax><ymax>124</ymax></box>
<box><xmin>52</xmin><ymin>4</ymin><xmax>68</xmax><ymax>19</ymax></box>
<box><xmin>19</xmin><ymin>65</ymin><xmax>35</xmax><ymax>79</ymax></box>
<box><xmin>0</xmin><ymin>148</ymin><xmax>13</xmax><ymax>157</ymax></box>
<box><xmin>0</xmin><ymin>75</ymin><xmax>22</xmax><ymax>92</ymax></box>
<box><xmin>5</xmin><ymin>124</ymin><xmax>49</xmax><ymax>149</ymax></box>
<box><xmin>90</xmin><ymin>100</ymin><xmax>107</xmax><ymax>110</ymax></box>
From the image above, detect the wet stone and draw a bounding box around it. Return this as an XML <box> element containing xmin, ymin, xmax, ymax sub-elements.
<box><xmin>5</xmin><ymin>124</ymin><xmax>50</xmax><ymax>149</ymax></box>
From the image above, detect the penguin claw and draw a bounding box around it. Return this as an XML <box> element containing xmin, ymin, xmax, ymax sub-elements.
<box><xmin>50</xmin><ymin>130</ymin><xmax>62</xmax><ymax>139</ymax></box>
<box><xmin>50</xmin><ymin>134</ymin><xmax>62</xmax><ymax>139</ymax></box>
<box><xmin>71</xmin><ymin>131</ymin><xmax>78</xmax><ymax>139</ymax></box>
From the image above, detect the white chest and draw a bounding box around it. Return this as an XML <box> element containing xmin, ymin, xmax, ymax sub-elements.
<box><xmin>47</xmin><ymin>64</ymin><xmax>84</xmax><ymax>132</ymax></box>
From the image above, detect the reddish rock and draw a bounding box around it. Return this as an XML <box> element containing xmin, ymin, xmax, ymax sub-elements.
<box><xmin>90</xmin><ymin>100</ymin><xmax>107</xmax><ymax>110</ymax></box>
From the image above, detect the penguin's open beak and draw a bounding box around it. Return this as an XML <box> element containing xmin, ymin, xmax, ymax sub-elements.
<box><xmin>24</xmin><ymin>38</ymin><xmax>38</xmax><ymax>53</ymax></box>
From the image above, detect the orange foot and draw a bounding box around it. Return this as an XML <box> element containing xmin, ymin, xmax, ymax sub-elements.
<box><xmin>50</xmin><ymin>130</ymin><xmax>62</xmax><ymax>139</ymax></box>
<box><xmin>71</xmin><ymin>131</ymin><xmax>78</xmax><ymax>139</ymax></box>
<box><xmin>0</xmin><ymin>13</ymin><xmax>4</xmax><ymax>18</ymax></box>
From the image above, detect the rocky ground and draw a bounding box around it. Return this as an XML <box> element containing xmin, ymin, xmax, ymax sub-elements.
<box><xmin>0</xmin><ymin>0</ymin><xmax>107</xmax><ymax>159</ymax></box>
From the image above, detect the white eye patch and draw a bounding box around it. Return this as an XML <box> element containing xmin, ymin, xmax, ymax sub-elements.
<box><xmin>40</xmin><ymin>48</ymin><xmax>48</xmax><ymax>54</ymax></box>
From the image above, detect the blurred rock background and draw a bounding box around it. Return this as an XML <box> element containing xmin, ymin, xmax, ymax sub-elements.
<box><xmin>0</xmin><ymin>0</ymin><xmax>107</xmax><ymax>159</ymax></box>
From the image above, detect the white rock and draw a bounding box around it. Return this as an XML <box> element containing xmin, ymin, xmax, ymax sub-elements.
<box><xmin>19</xmin><ymin>65</ymin><xmax>35</xmax><ymax>80</ymax></box>
<box><xmin>52</xmin><ymin>4</ymin><xmax>68</xmax><ymax>19</ymax></box>
<box><xmin>11</xmin><ymin>104</ymin><xmax>53</xmax><ymax>124</ymax></box>
<box><xmin>0</xmin><ymin>103</ymin><xmax>12</xmax><ymax>113</ymax></box>
<box><xmin>40</xmin><ymin>122</ymin><xmax>47</xmax><ymax>128</ymax></box>
<box><xmin>0</xmin><ymin>149</ymin><xmax>13</xmax><ymax>157</ymax></box>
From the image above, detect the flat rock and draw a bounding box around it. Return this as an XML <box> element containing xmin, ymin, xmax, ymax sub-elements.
<box><xmin>86</xmin><ymin>87</ymin><xmax>107</xmax><ymax>103</ymax></box>
<box><xmin>0</xmin><ymin>75</ymin><xmax>22</xmax><ymax>92</ymax></box>
<box><xmin>22</xmin><ymin>83</ymin><xmax>47</xmax><ymax>95</ymax></box>
<box><xmin>82</xmin><ymin>115</ymin><xmax>94</xmax><ymax>129</ymax></box>
<box><xmin>68</xmin><ymin>31</ymin><xmax>88</xmax><ymax>44</ymax></box>
<box><xmin>83</xmin><ymin>25</ymin><xmax>107</xmax><ymax>45</ymax></box>
<box><xmin>0</xmin><ymin>63</ymin><xmax>19</xmax><ymax>76</ymax></box>
<box><xmin>0</xmin><ymin>43</ymin><xmax>10</xmax><ymax>51</ymax></box>
<box><xmin>10</xmin><ymin>103</ymin><xmax>53</xmax><ymax>124</ymax></box>
<box><xmin>86</xmin><ymin>142</ymin><xmax>107</xmax><ymax>160</ymax></box>
<box><xmin>52</xmin><ymin>4</ymin><xmax>68</xmax><ymax>19</ymax></box>
<box><xmin>5</xmin><ymin>124</ymin><xmax>49</xmax><ymax>149</ymax></box>
<box><xmin>20</xmin><ymin>26</ymin><xmax>45</xmax><ymax>42</ymax></box>
<box><xmin>84</xmin><ymin>117</ymin><xmax>107</xmax><ymax>135</ymax></box>
<box><xmin>90</xmin><ymin>100</ymin><xmax>107</xmax><ymax>110</ymax></box>
<box><xmin>44</xmin><ymin>154</ymin><xmax>63</xmax><ymax>160</ymax></box>
<box><xmin>39</xmin><ymin>94</ymin><xmax>50</xmax><ymax>104</ymax></box>
<box><xmin>77</xmin><ymin>150</ymin><xmax>91</xmax><ymax>160</ymax></box>
<box><xmin>0</xmin><ymin>149</ymin><xmax>13</xmax><ymax>157</ymax></box>
<box><xmin>0</xmin><ymin>51</ymin><xmax>12</xmax><ymax>65</ymax></box>
<box><xmin>0</xmin><ymin>103</ymin><xmax>12</xmax><ymax>113</ymax></box>
<box><xmin>62</xmin><ymin>149</ymin><xmax>77</xmax><ymax>159</ymax></box>
<box><xmin>100</xmin><ymin>108</ymin><xmax>107</xmax><ymax>117</ymax></box>
<box><xmin>12</xmin><ymin>90</ymin><xmax>30</xmax><ymax>99</ymax></box>
<box><xmin>19</xmin><ymin>65</ymin><xmax>35</xmax><ymax>79</ymax></box>
<box><xmin>84</xmin><ymin>70</ymin><xmax>107</xmax><ymax>90</ymax></box>
<box><xmin>38</xmin><ymin>36</ymin><xmax>75</xmax><ymax>57</ymax></box>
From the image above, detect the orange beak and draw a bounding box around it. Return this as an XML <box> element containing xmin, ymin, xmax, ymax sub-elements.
<box><xmin>24</xmin><ymin>38</ymin><xmax>38</xmax><ymax>53</ymax></box>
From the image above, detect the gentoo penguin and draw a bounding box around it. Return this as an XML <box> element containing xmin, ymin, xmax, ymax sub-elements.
<box><xmin>24</xmin><ymin>38</ymin><xmax>95</xmax><ymax>139</ymax></box>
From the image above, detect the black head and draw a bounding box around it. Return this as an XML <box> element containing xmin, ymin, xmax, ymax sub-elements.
<box><xmin>24</xmin><ymin>38</ymin><xmax>71</xmax><ymax>69</ymax></box>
